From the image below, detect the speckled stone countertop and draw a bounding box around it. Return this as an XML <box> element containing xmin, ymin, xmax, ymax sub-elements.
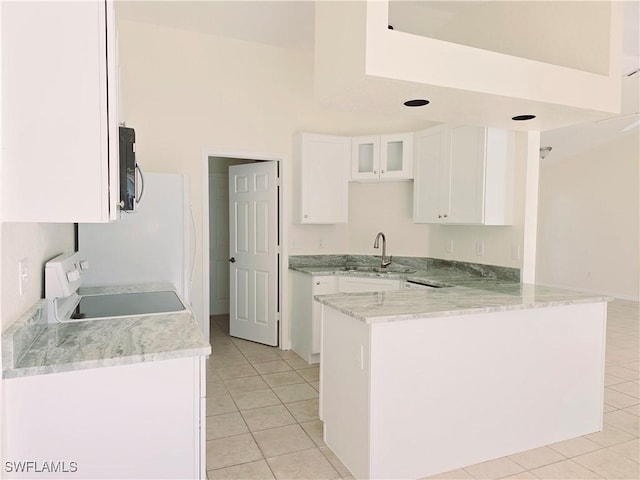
<box><xmin>315</xmin><ymin>284</ymin><xmax>612</xmax><ymax>324</ymax></box>
<box><xmin>290</xmin><ymin>255</ymin><xmax>612</xmax><ymax>324</ymax></box>
<box><xmin>289</xmin><ymin>254</ymin><xmax>520</xmax><ymax>283</ymax></box>
<box><xmin>2</xmin><ymin>283</ymin><xmax>211</xmax><ymax>379</ymax></box>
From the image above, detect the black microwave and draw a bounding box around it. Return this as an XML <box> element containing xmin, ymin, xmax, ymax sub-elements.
<box><xmin>118</xmin><ymin>126</ymin><xmax>140</xmax><ymax>211</ymax></box>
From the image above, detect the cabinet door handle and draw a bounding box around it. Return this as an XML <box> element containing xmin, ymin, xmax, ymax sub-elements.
<box><xmin>229</xmin><ymin>257</ymin><xmax>236</xmax><ymax>263</ymax></box>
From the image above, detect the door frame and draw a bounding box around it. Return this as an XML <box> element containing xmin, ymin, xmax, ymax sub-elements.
<box><xmin>202</xmin><ymin>149</ymin><xmax>289</xmax><ymax>349</ymax></box>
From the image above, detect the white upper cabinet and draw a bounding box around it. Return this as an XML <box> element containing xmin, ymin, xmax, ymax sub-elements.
<box><xmin>351</xmin><ymin>133</ymin><xmax>413</xmax><ymax>181</ymax></box>
<box><xmin>293</xmin><ymin>133</ymin><xmax>350</xmax><ymax>224</ymax></box>
<box><xmin>413</xmin><ymin>125</ymin><xmax>515</xmax><ymax>225</ymax></box>
<box><xmin>1</xmin><ymin>0</ymin><xmax>119</xmax><ymax>223</ymax></box>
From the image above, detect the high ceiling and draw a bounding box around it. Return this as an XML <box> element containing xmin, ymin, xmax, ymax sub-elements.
<box><xmin>117</xmin><ymin>1</ymin><xmax>638</xmax><ymax>74</ymax></box>
<box><xmin>116</xmin><ymin>1</ymin><xmax>315</xmax><ymax>51</ymax></box>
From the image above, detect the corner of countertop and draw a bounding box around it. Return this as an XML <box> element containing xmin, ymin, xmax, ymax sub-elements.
<box><xmin>2</xmin><ymin>300</ymin><xmax>47</xmax><ymax>371</ymax></box>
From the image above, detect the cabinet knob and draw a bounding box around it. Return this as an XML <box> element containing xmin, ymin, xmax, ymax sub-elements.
<box><xmin>316</xmin><ymin>281</ymin><xmax>320</xmax><ymax>286</ymax></box>
<box><xmin>381</xmin><ymin>170</ymin><xmax>385</xmax><ymax>174</ymax></box>
<box><xmin>373</xmin><ymin>170</ymin><xmax>377</xmax><ymax>174</ymax></box>
<box><xmin>304</xmin><ymin>214</ymin><xmax>309</xmax><ymax>219</ymax></box>
<box><xmin>438</xmin><ymin>214</ymin><xmax>442</xmax><ymax>218</ymax></box>
<box><xmin>443</xmin><ymin>214</ymin><xmax>448</xmax><ymax>218</ymax></box>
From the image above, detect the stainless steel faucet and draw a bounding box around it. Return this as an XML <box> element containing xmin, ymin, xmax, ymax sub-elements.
<box><xmin>373</xmin><ymin>232</ymin><xmax>392</xmax><ymax>268</ymax></box>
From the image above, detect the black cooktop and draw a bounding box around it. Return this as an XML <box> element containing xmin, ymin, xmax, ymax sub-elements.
<box><xmin>71</xmin><ymin>291</ymin><xmax>186</xmax><ymax>320</ymax></box>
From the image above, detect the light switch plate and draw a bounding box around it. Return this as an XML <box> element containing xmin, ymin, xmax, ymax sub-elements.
<box><xmin>446</xmin><ymin>240</ymin><xmax>454</xmax><ymax>253</ymax></box>
<box><xmin>475</xmin><ymin>241</ymin><xmax>485</xmax><ymax>257</ymax></box>
<box><xmin>18</xmin><ymin>257</ymin><xmax>28</xmax><ymax>295</ymax></box>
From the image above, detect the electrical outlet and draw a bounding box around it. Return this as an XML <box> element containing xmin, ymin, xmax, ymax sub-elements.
<box><xmin>511</xmin><ymin>245</ymin><xmax>521</xmax><ymax>261</ymax></box>
<box><xmin>446</xmin><ymin>239</ymin><xmax>454</xmax><ymax>253</ymax></box>
<box><xmin>475</xmin><ymin>241</ymin><xmax>485</xmax><ymax>257</ymax></box>
<box><xmin>18</xmin><ymin>258</ymin><xmax>28</xmax><ymax>296</ymax></box>
<box><xmin>318</xmin><ymin>238</ymin><xmax>324</xmax><ymax>249</ymax></box>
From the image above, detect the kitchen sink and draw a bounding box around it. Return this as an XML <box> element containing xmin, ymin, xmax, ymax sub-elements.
<box><xmin>342</xmin><ymin>265</ymin><xmax>417</xmax><ymax>274</ymax></box>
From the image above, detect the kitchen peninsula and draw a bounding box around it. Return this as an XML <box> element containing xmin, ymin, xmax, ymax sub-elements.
<box><xmin>297</xmin><ymin>257</ymin><xmax>611</xmax><ymax>480</ymax></box>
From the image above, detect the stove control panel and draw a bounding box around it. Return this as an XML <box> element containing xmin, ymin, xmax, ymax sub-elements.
<box><xmin>45</xmin><ymin>251</ymin><xmax>88</xmax><ymax>300</ymax></box>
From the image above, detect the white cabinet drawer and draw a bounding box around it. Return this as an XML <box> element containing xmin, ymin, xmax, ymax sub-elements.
<box><xmin>338</xmin><ymin>277</ymin><xmax>402</xmax><ymax>293</ymax></box>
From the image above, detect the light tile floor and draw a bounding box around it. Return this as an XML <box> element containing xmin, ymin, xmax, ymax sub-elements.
<box><xmin>206</xmin><ymin>300</ymin><xmax>639</xmax><ymax>480</ymax></box>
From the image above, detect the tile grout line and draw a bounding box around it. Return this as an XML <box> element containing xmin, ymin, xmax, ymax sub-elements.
<box><xmin>208</xmin><ymin>315</ymin><xmax>334</xmax><ymax>479</ymax></box>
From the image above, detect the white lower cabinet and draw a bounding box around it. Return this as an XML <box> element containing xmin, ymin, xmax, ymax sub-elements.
<box><xmin>2</xmin><ymin>357</ymin><xmax>205</xmax><ymax>479</ymax></box>
<box><xmin>290</xmin><ymin>272</ymin><xmax>402</xmax><ymax>364</ymax></box>
<box><xmin>337</xmin><ymin>277</ymin><xmax>402</xmax><ymax>293</ymax></box>
<box><xmin>290</xmin><ymin>271</ymin><xmax>338</xmax><ymax>364</ymax></box>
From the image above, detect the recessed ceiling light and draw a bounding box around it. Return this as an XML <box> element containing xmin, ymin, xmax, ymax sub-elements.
<box><xmin>512</xmin><ymin>114</ymin><xmax>536</xmax><ymax>121</ymax></box>
<box><xmin>404</xmin><ymin>99</ymin><xmax>429</xmax><ymax>107</ymax></box>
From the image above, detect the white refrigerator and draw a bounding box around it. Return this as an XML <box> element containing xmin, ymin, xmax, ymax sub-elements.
<box><xmin>78</xmin><ymin>173</ymin><xmax>192</xmax><ymax>304</ymax></box>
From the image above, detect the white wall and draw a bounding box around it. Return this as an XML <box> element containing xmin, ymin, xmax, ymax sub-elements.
<box><xmin>536</xmin><ymin>131</ymin><xmax>640</xmax><ymax>300</ymax></box>
<box><xmin>347</xmin><ymin>181</ymin><xmax>430</xmax><ymax>256</ymax></box>
<box><xmin>1</xmin><ymin>223</ymin><xmax>74</xmax><ymax>331</ymax></box>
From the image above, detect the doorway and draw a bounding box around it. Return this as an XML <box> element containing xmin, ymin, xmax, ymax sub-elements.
<box><xmin>207</xmin><ymin>154</ymin><xmax>283</xmax><ymax>347</ymax></box>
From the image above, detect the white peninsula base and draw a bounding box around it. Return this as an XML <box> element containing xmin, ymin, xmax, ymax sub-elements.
<box><xmin>320</xmin><ymin>302</ymin><xmax>607</xmax><ymax>480</ymax></box>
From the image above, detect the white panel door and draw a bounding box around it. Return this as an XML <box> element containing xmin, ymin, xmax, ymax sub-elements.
<box><xmin>229</xmin><ymin>162</ymin><xmax>279</xmax><ymax>346</ymax></box>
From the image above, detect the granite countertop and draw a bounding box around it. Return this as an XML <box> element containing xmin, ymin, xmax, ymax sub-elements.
<box><xmin>315</xmin><ymin>284</ymin><xmax>613</xmax><ymax>324</ymax></box>
<box><xmin>289</xmin><ymin>255</ymin><xmax>612</xmax><ymax>324</ymax></box>
<box><xmin>290</xmin><ymin>264</ymin><xmax>514</xmax><ymax>288</ymax></box>
<box><xmin>289</xmin><ymin>259</ymin><xmax>519</xmax><ymax>288</ymax></box>
<box><xmin>2</xmin><ymin>283</ymin><xmax>211</xmax><ymax>379</ymax></box>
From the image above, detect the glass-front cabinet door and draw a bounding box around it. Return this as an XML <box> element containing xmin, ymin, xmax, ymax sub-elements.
<box><xmin>351</xmin><ymin>133</ymin><xmax>413</xmax><ymax>181</ymax></box>
<box><xmin>351</xmin><ymin>135</ymin><xmax>380</xmax><ymax>180</ymax></box>
<box><xmin>380</xmin><ymin>133</ymin><xmax>414</xmax><ymax>179</ymax></box>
